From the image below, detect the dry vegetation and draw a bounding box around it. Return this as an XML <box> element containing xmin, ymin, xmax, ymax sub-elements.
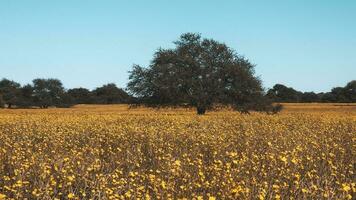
<box><xmin>0</xmin><ymin>104</ymin><xmax>355</xmax><ymax>199</ymax></box>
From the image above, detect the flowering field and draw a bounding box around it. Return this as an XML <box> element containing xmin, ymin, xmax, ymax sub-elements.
<box><xmin>0</xmin><ymin>104</ymin><xmax>355</xmax><ymax>199</ymax></box>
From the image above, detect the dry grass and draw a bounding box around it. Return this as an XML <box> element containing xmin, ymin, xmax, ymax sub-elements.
<box><xmin>0</xmin><ymin>104</ymin><xmax>355</xmax><ymax>199</ymax></box>
<box><xmin>281</xmin><ymin>103</ymin><xmax>356</xmax><ymax>115</ymax></box>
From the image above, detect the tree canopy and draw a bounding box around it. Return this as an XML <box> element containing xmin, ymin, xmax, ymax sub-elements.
<box><xmin>0</xmin><ymin>78</ymin><xmax>21</xmax><ymax>108</ymax></box>
<box><xmin>128</xmin><ymin>33</ymin><xmax>276</xmax><ymax>114</ymax></box>
<box><xmin>92</xmin><ymin>83</ymin><xmax>131</xmax><ymax>104</ymax></box>
<box><xmin>266</xmin><ymin>84</ymin><xmax>302</xmax><ymax>103</ymax></box>
<box><xmin>0</xmin><ymin>78</ymin><xmax>131</xmax><ymax>108</ymax></box>
<box><xmin>32</xmin><ymin>78</ymin><xmax>67</xmax><ymax>108</ymax></box>
<box><xmin>267</xmin><ymin>80</ymin><xmax>356</xmax><ymax>103</ymax></box>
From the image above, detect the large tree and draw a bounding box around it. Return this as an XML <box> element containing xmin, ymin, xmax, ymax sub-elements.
<box><xmin>128</xmin><ymin>33</ymin><xmax>275</xmax><ymax>114</ymax></box>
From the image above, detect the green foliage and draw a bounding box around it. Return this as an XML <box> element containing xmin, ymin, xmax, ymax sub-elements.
<box><xmin>0</xmin><ymin>78</ymin><xmax>21</xmax><ymax>108</ymax></box>
<box><xmin>267</xmin><ymin>80</ymin><xmax>356</xmax><ymax>103</ymax></box>
<box><xmin>92</xmin><ymin>83</ymin><xmax>130</xmax><ymax>104</ymax></box>
<box><xmin>128</xmin><ymin>33</ymin><xmax>272</xmax><ymax>114</ymax></box>
<box><xmin>32</xmin><ymin>78</ymin><xmax>67</xmax><ymax>108</ymax></box>
<box><xmin>301</xmin><ymin>92</ymin><xmax>320</xmax><ymax>103</ymax></box>
<box><xmin>0</xmin><ymin>94</ymin><xmax>4</xmax><ymax>108</ymax></box>
<box><xmin>344</xmin><ymin>80</ymin><xmax>356</xmax><ymax>102</ymax></box>
<box><xmin>0</xmin><ymin>78</ymin><xmax>132</xmax><ymax>108</ymax></box>
<box><xmin>67</xmin><ymin>88</ymin><xmax>93</xmax><ymax>104</ymax></box>
<box><xmin>266</xmin><ymin>84</ymin><xmax>301</xmax><ymax>103</ymax></box>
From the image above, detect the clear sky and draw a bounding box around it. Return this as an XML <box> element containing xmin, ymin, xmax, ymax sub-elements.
<box><xmin>0</xmin><ymin>0</ymin><xmax>355</xmax><ymax>92</ymax></box>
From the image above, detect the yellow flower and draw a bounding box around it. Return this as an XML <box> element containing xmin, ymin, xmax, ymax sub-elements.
<box><xmin>161</xmin><ymin>181</ymin><xmax>167</xmax><ymax>189</ymax></box>
<box><xmin>67</xmin><ymin>175</ymin><xmax>75</xmax><ymax>182</ymax></box>
<box><xmin>280</xmin><ymin>156</ymin><xmax>287</xmax><ymax>163</ymax></box>
<box><xmin>174</xmin><ymin>160</ymin><xmax>181</xmax><ymax>166</ymax></box>
<box><xmin>291</xmin><ymin>158</ymin><xmax>297</xmax><ymax>164</ymax></box>
<box><xmin>67</xmin><ymin>193</ymin><xmax>75</xmax><ymax>199</ymax></box>
<box><xmin>231</xmin><ymin>186</ymin><xmax>242</xmax><ymax>194</ymax></box>
<box><xmin>258</xmin><ymin>194</ymin><xmax>265</xmax><ymax>200</ymax></box>
<box><xmin>272</xmin><ymin>184</ymin><xmax>280</xmax><ymax>190</ymax></box>
<box><xmin>125</xmin><ymin>191</ymin><xmax>132</xmax><ymax>198</ymax></box>
<box><xmin>0</xmin><ymin>194</ymin><xmax>6</xmax><ymax>200</ymax></box>
<box><xmin>342</xmin><ymin>184</ymin><xmax>351</xmax><ymax>192</ymax></box>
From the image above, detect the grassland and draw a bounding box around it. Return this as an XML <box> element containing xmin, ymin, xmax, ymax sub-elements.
<box><xmin>0</xmin><ymin>104</ymin><xmax>355</xmax><ymax>199</ymax></box>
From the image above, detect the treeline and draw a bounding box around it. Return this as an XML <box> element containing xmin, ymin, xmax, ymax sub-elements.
<box><xmin>0</xmin><ymin>77</ymin><xmax>354</xmax><ymax>109</ymax></box>
<box><xmin>267</xmin><ymin>81</ymin><xmax>356</xmax><ymax>103</ymax></box>
<box><xmin>0</xmin><ymin>78</ymin><xmax>131</xmax><ymax>108</ymax></box>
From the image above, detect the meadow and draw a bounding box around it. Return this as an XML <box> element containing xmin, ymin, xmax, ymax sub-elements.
<box><xmin>0</xmin><ymin>104</ymin><xmax>355</xmax><ymax>199</ymax></box>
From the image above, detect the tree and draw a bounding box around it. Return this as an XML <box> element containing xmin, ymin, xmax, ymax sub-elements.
<box><xmin>67</xmin><ymin>88</ymin><xmax>93</xmax><ymax>104</ymax></box>
<box><xmin>0</xmin><ymin>78</ymin><xmax>21</xmax><ymax>108</ymax></box>
<box><xmin>331</xmin><ymin>87</ymin><xmax>348</xmax><ymax>102</ymax></box>
<box><xmin>128</xmin><ymin>33</ymin><xmax>276</xmax><ymax>114</ymax></box>
<box><xmin>321</xmin><ymin>81</ymin><xmax>355</xmax><ymax>103</ymax></box>
<box><xmin>32</xmin><ymin>78</ymin><xmax>66</xmax><ymax>108</ymax></box>
<box><xmin>343</xmin><ymin>80</ymin><xmax>356</xmax><ymax>102</ymax></box>
<box><xmin>266</xmin><ymin>84</ymin><xmax>301</xmax><ymax>103</ymax></box>
<box><xmin>301</xmin><ymin>92</ymin><xmax>320</xmax><ymax>103</ymax></box>
<box><xmin>17</xmin><ymin>84</ymin><xmax>34</xmax><ymax>108</ymax></box>
<box><xmin>0</xmin><ymin>94</ymin><xmax>4</xmax><ymax>108</ymax></box>
<box><xmin>321</xmin><ymin>92</ymin><xmax>336</xmax><ymax>102</ymax></box>
<box><xmin>92</xmin><ymin>83</ymin><xmax>130</xmax><ymax>104</ymax></box>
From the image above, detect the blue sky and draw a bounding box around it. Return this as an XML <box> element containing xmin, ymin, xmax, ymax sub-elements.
<box><xmin>0</xmin><ymin>0</ymin><xmax>355</xmax><ymax>92</ymax></box>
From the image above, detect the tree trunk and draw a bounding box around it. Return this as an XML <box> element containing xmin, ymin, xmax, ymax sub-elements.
<box><xmin>8</xmin><ymin>103</ymin><xmax>12</xmax><ymax>109</ymax></box>
<box><xmin>196</xmin><ymin>106</ymin><xmax>206</xmax><ymax>115</ymax></box>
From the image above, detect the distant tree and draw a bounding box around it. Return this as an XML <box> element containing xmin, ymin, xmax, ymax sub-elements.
<box><xmin>301</xmin><ymin>92</ymin><xmax>320</xmax><ymax>103</ymax></box>
<box><xmin>0</xmin><ymin>94</ymin><xmax>4</xmax><ymax>108</ymax></box>
<box><xmin>319</xmin><ymin>81</ymin><xmax>355</xmax><ymax>103</ymax></box>
<box><xmin>321</xmin><ymin>92</ymin><xmax>336</xmax><ymax>102</ymax></box>
<box><xmin>17</xmin><ymin>84</ymin><xmax>35</xmax><ymax>108</ymax></box>
<box><xmin>330</xmin><ymin>87</ymin><xmax>348</xmax><ymax>102</ymax></box>
<box><xmin>342</xmin><ymin>80</ymin><xmax>356</xmax><ymax>102</ymax></box>
<box><xmin>60</xmin><ymin>92</ymin><xmax>75</xmax><ymax>108</ymax></box>
<box><xmin>128</xmin><ymin>33</ymin><xmax>277</xmax><ymax>114</ymax></box>
<box><xmin>32</xmin><ymin>78</ymin><xmax>66</xmax><ymax>108</ymax></box>
<box><xmin>93</xmin><ymin>83</ymin><xmax>130</xmax><ymax>104</ymax></box>
<box><xmin>266</xmin><ymin>84</ymin><xmax>301</xmax><ymax>103</ymax></box>
<box><xmin>67</xmin><ymin>88</ymin><xmax>93</xmax><ymax>104</ymax></box>
<box><xmin>0</xmin><ymin>78</ymin><xmax>21</xmax><ymax>108</ymax></box>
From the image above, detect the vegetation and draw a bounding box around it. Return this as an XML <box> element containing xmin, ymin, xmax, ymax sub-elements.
<box><xmin>128</xmin><ymin>33</ymin><xmax>277</xmax><ymax>114</ymax></box>
<box><xmin>0</xmin><ymin>75</ymin><xmax>354</xmax><ymax>112</ymax></box>
<box><xmin>0</xmin><ymin>79</ymin><xmax>21</xmax><ymax>108</ymax></box>
<box><xmin>0</xmin><ymin>78</ymin><xmax>130</xmax><ymax>108</ymax></box>
<box><xmin>267</xmin><ymin>80</ymin><xmax>356</xmax><ymax>103</ymax></box>
<box><xmin>0</xmin><ymin>104</ymin><xmax>354</xmax><ymax>199</ymax></box>
<box><xmin>0</xmin><ymin>95</ymin><xmax>4</xmax><ymax>108</ymax></box>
